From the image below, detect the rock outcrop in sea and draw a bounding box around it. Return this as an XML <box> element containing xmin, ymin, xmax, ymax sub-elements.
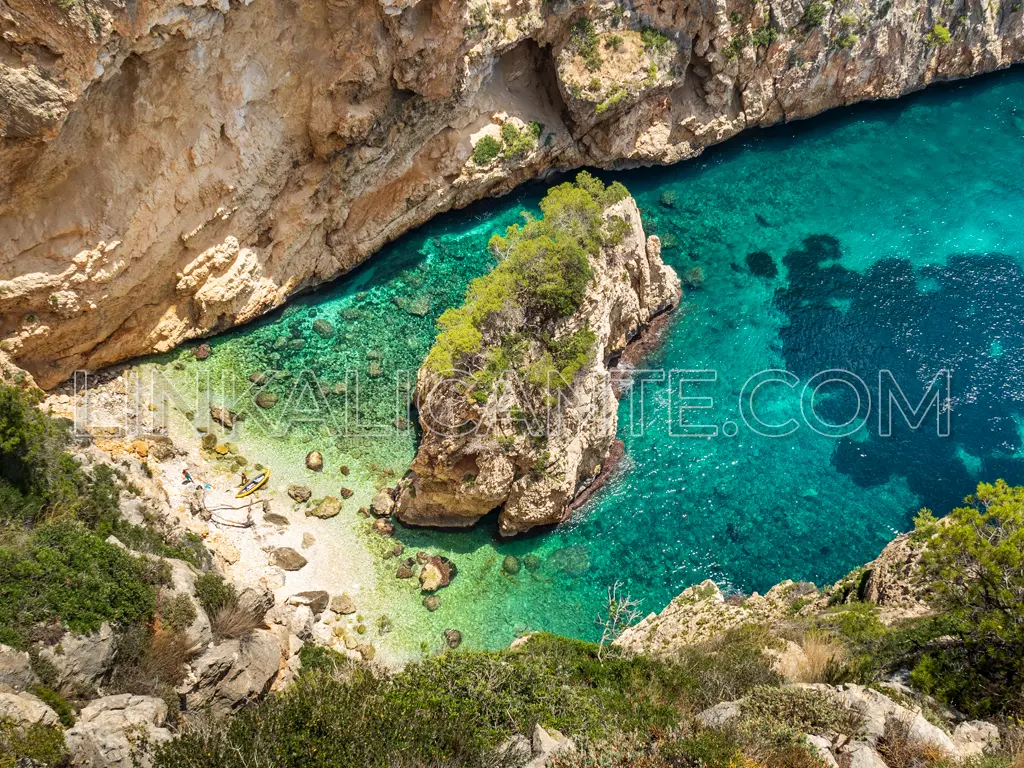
<box><xmin>397</xmin><ymin>192</ymin><xmax>680</xmax><ymax>535</ymax></box>
<box><xmin>0</xmin><ymin>0</ymin><xmax>1021</xmax><ymax>386</ymax></box>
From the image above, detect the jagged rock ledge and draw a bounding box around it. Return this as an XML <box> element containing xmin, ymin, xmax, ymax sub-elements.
<box><xmin>396</xmin><ymin>190</ymin><xmax>680</xmax><ymax>536</ymax></box>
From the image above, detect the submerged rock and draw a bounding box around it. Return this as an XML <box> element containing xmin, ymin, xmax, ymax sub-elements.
<box><xmin>308</xmin><ymin>497</ymin><xmax>341</xmax><ymax>519</ymax></box>
<box><xmin>523</xmin><ymin>554</ymin><xmax>541</xmax><ymax>572</ymax></box>
<box><xmin>443</xmin><ymin>629</ymin><xmax>462</xmax><ymax>649</ymax></box>
<box><xmin>256</xmin><ymin>392</ymin><xmax>278</xmax><ymax>409</ymax></box>
<box><xmin>423</xmin><ymin>595</ymin><xmax>441</xmax><ymax>612</ymax></box>
<box><xmin>502</xmin><ymin>555</ymin><xmax>521</xmax><ymax>575</ymax></box>
<box><xmin>193</xmin><ymin>344</ymin><xmax>212</xmax><ymax>360</ymax></box>
<box><xmin>312</xmin><ymin>319</ymin><xmax>335</xmax><ymax>338</ymax></box>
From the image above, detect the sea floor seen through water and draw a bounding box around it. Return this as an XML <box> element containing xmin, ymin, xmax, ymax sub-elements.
<box><xmin>146</xmin><ymin>67</ymin><xmax>1024</xmax><ymax>655</ymax></box>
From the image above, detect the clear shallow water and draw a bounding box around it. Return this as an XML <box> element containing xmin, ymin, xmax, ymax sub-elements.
<box><xmin>151</xmin><ymin>68</ymin><xmax>1024</xmax><ymax>654</ymax></box>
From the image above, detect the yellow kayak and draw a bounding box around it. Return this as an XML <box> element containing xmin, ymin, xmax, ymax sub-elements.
<box><xmin>236</xmin><ymin>470</ymin><xmax>270</xmax><ymax>498</ymax></box>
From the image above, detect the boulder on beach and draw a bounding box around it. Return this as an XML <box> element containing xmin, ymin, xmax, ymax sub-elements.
<box><xmin>271</xmin><ymin>548</ymin><xmax>308</xmax><ymax>571</ymax></box>
<box><xmin>306</xmin><ymin>451</ymin><xmax>324</xmax><ymax>471</ymax></box>
<box><xmin>372</xmin><ymin>518</ymin><xmax>394</xmax><ymax>536</ymax></box>
<box><xmin>288</xmin><ymin>590</ymin><xmax>329</xmax><ymax>615</ymax></box>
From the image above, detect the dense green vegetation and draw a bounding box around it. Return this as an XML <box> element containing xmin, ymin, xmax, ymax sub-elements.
<box><xmin>153</xmin><ymin>630</ymin><xmax>783</xmax><ymax>768</ymax></box>
<box><xmin>809</xmin><ymin>481</ymin><xmax>1024</xmax><ymax>720</ymax></box>
<box><xmin>0</xmin><ymin>386</ymin><xmax>185</xmax><ymax>647</ymax></box>
<box><xmin>424</xmin><ymin>173</ymin><xmax>628</xmax><ymax>400</ymax></box>
<box><xmin>909</xmin><ymin>481</ymin><xmax>1024</xmax><ymax>715</ymax></box>
<box><xmin>927</xmin><ymin>23</ymin><xmax>952</xmax><ymax>45</ymax></box>
<box><xmin>471</xmin><ymin>122</ymin><xmax>542</xmax><ymax>166</ymax></box>
<box><xmin>569</xmin><ymin>19</ymin><xmax>602</xmax><ymax>72</ymax></box>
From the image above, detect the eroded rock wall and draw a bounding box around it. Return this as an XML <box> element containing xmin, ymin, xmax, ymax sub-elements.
<box><xmin>0</xmin><ymin>0</ymin><xmax>1021</xmax><ymax>387</ymax></box>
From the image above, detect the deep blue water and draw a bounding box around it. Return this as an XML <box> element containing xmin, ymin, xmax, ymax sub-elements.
<box><xmin>162</xmin><ymin>67</ymin><xmax>1024</xmax><ymax>651</ymax></box>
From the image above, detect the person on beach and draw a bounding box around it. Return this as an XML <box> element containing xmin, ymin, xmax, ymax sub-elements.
<box><xmin>239</xmin><ymin>471</ymin><xmax>248</xmax><ymax>487</ymax></box>
<box><xmin>182</xmin><ymin>468</ymin><xmax>193</xmax><ymax>485</ymax></box>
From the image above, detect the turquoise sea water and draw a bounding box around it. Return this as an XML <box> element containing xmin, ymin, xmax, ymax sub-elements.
<box><xmin>154</xmin><ymin>68</ymin><xmax>1024</xmax><ymax>653</ymax></box>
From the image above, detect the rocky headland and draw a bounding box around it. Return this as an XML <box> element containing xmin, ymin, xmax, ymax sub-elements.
<box><xmin>395</xmin><ymin>177</ymin><xmax>680</xmax><ymax>535</ymax></box>
<box><xmin>0</xmin><ymin>0</ymin><xmax>1021</xmax><ymax>387</ymax></box>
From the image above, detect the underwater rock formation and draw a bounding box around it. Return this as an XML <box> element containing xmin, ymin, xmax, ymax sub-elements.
<box><xmin>396</xmin><ymin>194</ymin><xmax>679</xmax><ymax>535</ymax></box>
<box><xmin>0</xmin><ymin>0</ymin><xmax>1022</xmax><ymax>387</ymax></box>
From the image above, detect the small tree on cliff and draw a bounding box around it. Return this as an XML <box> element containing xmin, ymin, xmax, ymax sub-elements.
<box><xmin>596</xmin><ymin>581</ymin><xmax>643</xmax><ymax>661</ymax></box>
<box><xmin>911</xmin><ymin>480</ymin><xmax>1024</xmax><ymax>714</ymax></box>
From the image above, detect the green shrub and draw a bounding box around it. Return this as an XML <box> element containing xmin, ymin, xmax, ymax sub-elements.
<box><xmin>641</xmin><ymin>28</ymin><xmax>673</xmax><ymax>55</ymax></box>
<box><xmin>724</xmin><ymin>33</ymin><xmax>750</xmax><ymax>59</ymax></box>
<box><xmin>425</xmin><ymin>173</ymin><xmax>628</xmax><ymax>395</ymax></box>
<box><xmin>569</xmin><ymin>19</ymin><xmax>602</xmax><ymax>71</ymax></box>
<box><xmin>500</xmin><ymin>122</ymin><xmax>537</xmax><ymax>159</ymax></box>
<box><xmin>31</xmin><ymin>686</ymin><xmax>75</xmax><ymax>727</ymax></box>
<box><xmin>604</xmin><ymin>34</ymin><xmax>624</xmax><ymax>51</ymax></box>
<box><xmin>0</xmin><ymin>721</ymin><xmax>67</xmax><ymax>768</ymax></box>
<box><xmin>0</xmin><ymin>386</ymin><xmax>121</xmax><ymax>528</ymax></box>
<box><xmin>0</xmin><ymin>520</ymin><xmax>157</xmax><ymax>638</ymax></box>
<box><xmin>907</xmin><ymin>480</ymin><xmax>1024</xmax><ymax>715</ymax></box>
<box><xmin>927</xmin><ymin>23</ymin><xmax>952</xmax><ymax>44</ymax></box>
<box><xmin>298</xmin><ymin>643</ymin><xmax>349</xmax><ymax>674</ymax></box>
<box><xmin>752</xmin><ymin>26</ymin><xmax>779</xmax><ymax>47</ymax></box>
<box><xmin>194</xmin><ymin>572</ymin><xmax>237</xmax><ymax>616</ymax></box>
<box><xmin>834</xmin><ymin>31</ymin><xmax>858</xmax><ymax>48</ymax></box>
<box><xmin>472</xmin><ymin>135</ymin><xmax>503</xmax><ymax>165</ymax></box>
<box><xmin>659</xmin><ymin>728</ymin><xmax>743</xmax><ymax>767</ymax></box>
<box><xmin>801</xmin><ymin>0</ymin><xmax>828</xmax><ymax>27</ymax></box>
<box><xmin>160</xmin><ymin>592</ymin><xmax>198</xmax><ymax>632</ymax></box>
<box><xmin>153</xmin><ymin>634</ymin><xmax>734</xmax><ymax>768</ymax></box>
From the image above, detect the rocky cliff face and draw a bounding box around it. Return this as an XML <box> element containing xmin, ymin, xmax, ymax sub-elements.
<box><xmin>396</xmin><ymin>194</ymin><xmax>679</xmax><ymax>535</ymax></box>
<box><xmin>0</xmin><ymin>0</ymin><xmax>1021</xmax><ymax>387</ymax></box>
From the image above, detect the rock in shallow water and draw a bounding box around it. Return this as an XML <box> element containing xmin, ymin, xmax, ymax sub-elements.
<box><xmin>330</xmin><ymin>593</ymin><xmax>356</xmax><ymax>615</ymax></box>
<box><xmin>308</xmin><ymin>497</ymin><xmax>341</xmax><ymax>519</ymax></box>
<box><xmin>502</xmin><ymin>555</ymin><xmax>520</xmax><ymax>575</ymax></box>
<box><xmin>306</xmin><ymin>451</ymin><xmax>324</xmax><ymax>471</ymax></box>
<box><xmin>287</xmin><ymin>484</ymin><xmax>312</xmax><ymax>502</ymax></box>
<box><xmin>443</xmin><ymin>629</ymin><xmax>462</xmax><ymax>649</ymax></box>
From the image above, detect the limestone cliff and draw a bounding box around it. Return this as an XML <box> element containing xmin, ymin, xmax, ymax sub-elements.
<box><xmin>396</xmin><ymin>193</ymin><xmax>679</xmax><ymax>535</ymax></box>
<box><xmin>0</xmin><ymin>0</ymin><xmax>1021</xmax><ymax>387</ymax></box>
<box><xmin>614</xmin><ymin>528</ymin><xmax>933</xmax><ymax>656</ymax></box>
